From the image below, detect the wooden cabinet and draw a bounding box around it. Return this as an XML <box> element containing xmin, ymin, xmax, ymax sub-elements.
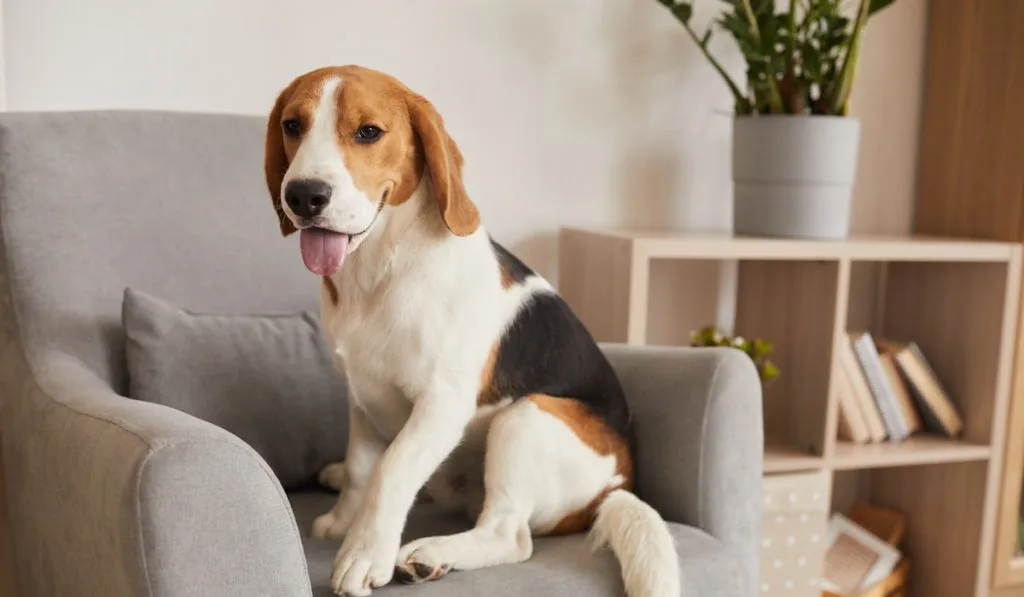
<box><xmin>914</xmin><ymin>0</ymin><xmax>1024</xmax><ymax>593</ymax></box>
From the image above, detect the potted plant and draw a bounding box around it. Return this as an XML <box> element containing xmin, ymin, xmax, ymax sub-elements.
<box><xmin>691</xmin><ymin>325</ymin><xmax>780</xmax><ymax>386</ymax></box>
<box><xmin>655</xmin><ymin>0</ymin><xmax>898</xmax><ymax>239</ymax></box>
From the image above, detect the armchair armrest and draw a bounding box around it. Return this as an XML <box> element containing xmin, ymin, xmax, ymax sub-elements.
<box><xmin>3</xmin><ymin>352</ymin><xmax>312</xmax><ymax>597</ymax></box>
<box><xmin>602</xmin><ymin>344</ymin><xmax>764</xmax><ymax>595</ymax></box>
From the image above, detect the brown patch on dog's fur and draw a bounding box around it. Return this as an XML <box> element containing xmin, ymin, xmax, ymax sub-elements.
<box><xmin>548</xmin><ymin>488</ymin><xmax>616</xmax><ymax>535</ymax></box>
<box><xmin>322</xmin><ymin>276</ymin><xmax>339</xmax><ymax>306</ymax></box>
<box><xmin>476</xmin><ymin>344</ymin><xmax>501</xmax><ymax>405</ymax></box>
<box><xmin>264</xmin><ymin>79</ymin><xmax>302</xmax><ymax>237</ymax></box>
<box><xmin>499</xmin><ymin>264</ymin><xmax>515</xmax><ymax>289</ymax></box>
<box><xmin>528</xmin><ymin>393</ymin><xmax>634</xmax><ymax>535</ymax></box>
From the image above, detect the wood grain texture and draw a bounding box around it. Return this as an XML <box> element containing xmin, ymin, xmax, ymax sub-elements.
<box><xmin>830</xmin><ymin>436</ymin><xmax>991</xmax><ymax>470</ymax></box>
<box><xmin>914</xmin><ymin>1</ymin><xmax>1024</xmax><ymax>590</ymax></box>
<box><xmin>560</xmin><ymin>228</ymin><xmax>1017</xmax><ymax>262</ymax></box>
<box><xmin>0</xmin><ymin>438</ymin><xmax>14</xmax><ymax>597</ymax></box>
<box><xmin>764</xmin><ymin>438</ymin><xmax>826</xmax><ymax>474</ymax></box>
<box><xmin>872</xmin><ymin>462</ymin><xmax>989</xmax><ymax>597</ymax></box>
<box><xmin>880</xmin><ymin>262</ymin><xmax>1013</xmax><ymax>445</ymax></box>
<box><xmin>823</xmin><ymin>259</ymin><xmax>852</xmax><ymax>460</ymax></box>
<box><xmin>993</xmin><ymin>585</ymin><xmax>1024</xmax><ymax>597</ymax></box>
<box><xmin>645</xmin><ymin>260</ymin><xmax>726</xmax><ymax>347</ymax></box>
<box><xmin>994</xmin><ymin>256</ymin><xmax>1024</xmax><ymax>588</ymax></box>
<box><xmin>914</xmin><ymin>0</ymin><xmax>1024</xmax><ymax>241</ymax></box>
<box><xmin>994</xmin><ymin>355</ymin><xmax>1024</xmax><ymax>588</ymax></box>
<box><xmin>736</xmin><ymin>260</ymin><xmax>841</xmax><ymax>458</ymax></box>
<box><xmin>557</xmin><ymin>228</ymin><xmax>633</xmax><ymax>343</ymax></box>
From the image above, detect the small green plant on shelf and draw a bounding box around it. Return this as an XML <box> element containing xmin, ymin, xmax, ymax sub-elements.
<box><xmin>690</xmin><ymin>325</ymin><xmax>780</xmax><ymax>385</ymax></box>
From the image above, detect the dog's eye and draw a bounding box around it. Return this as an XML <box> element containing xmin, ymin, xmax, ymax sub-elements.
<box><xmin>355</xmin><ymin>125</ymin><xmax>383</xmax><ymax>144</ymax></box>
<box><xmin>282</xmin><ymin>119</ymin><xmax>302</xmax><ymax>138</ymax></box>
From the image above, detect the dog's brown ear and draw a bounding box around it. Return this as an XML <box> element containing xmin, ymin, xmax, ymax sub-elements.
<box><xmin>407</xmin><ymin>94</ymin><xmax>480</xmax><ymax>236</ymax></box>
<box><xmin>265</xmin><ymin>85</ymin><xmax>297</xmax><ymax>237</ymax></box>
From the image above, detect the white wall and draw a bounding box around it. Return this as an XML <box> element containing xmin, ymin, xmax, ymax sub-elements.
<box><xmin>2</xmin><ymin>0</ymin><xmax>927</xmax><ymax>333</ymax></box>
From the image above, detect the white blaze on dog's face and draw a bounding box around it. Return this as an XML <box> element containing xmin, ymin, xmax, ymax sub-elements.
<box><xmin>263</xmin><ymin>65</ymin><xmax>481</xmax><ymax>276</ymax></box>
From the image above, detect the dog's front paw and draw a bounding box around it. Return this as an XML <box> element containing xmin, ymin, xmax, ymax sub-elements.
<box><xmin>330</xmin><ymin>526</ymin><xmax>399</xmax><ymax>596</ymax></box>
<box><xmin>312</xmin><ymin>511</ymin><xmax>351</xmax><ymax>541</ymax></box>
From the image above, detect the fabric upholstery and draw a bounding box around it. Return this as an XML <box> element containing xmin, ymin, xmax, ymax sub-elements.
<box><xmin>603</xmin><ymin>343</ymin><xmax>765</xmax><ymax>597</ymax></box>
<box><xmin>290</xmin><ymin>491</ymin><xmax>746</xmax><ymax>596</ymax></box>
<box><xmin>0</xmin><ymin>111</ymin><xmax>316</xmax><ymax>597</ymax></box>
<box><xmin>123</xmin><ymin>287</ymin><xmax>349</xmax><ymax>489</ymax></box>
<box><xmin>0</xmin><ymin>111</ymin><xmax>763</xmax><ymax>597</ymax></box>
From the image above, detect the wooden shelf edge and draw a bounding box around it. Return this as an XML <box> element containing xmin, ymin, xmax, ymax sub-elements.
<box><xmin>559</xmin><ymin>227</ymin><xmax>1018</xmax><ymax>263</ymax></box>
<box><xmin>764</xmin><ymin>442</ymin><xmax>826</xmax><ymax>474</ymax></box>
<box><xmin>829</xmin><ymin>436</ymin><xmax>992</xmax><ymax>470</ymax></box>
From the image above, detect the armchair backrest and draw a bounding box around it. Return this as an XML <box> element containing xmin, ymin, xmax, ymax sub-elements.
<box><xmin>0</xmin><ymin>111</ymin><xmax>317</xmax><ymax>391</ymax></box>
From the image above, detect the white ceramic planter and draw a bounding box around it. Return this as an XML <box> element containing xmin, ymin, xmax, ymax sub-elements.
<box><xmin>732</xmin><ymin>115</ymin><xmax>861</xmax><ymax>239</ymax></box>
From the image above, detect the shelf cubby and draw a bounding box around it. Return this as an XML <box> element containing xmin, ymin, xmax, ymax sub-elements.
<box><xmin>557</xmin><ymin>227</ymin><xmax>1022</xmax><ymax>597</ymax></box>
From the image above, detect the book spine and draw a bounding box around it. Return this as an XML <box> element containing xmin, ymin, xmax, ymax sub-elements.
<box><xmin>851</xmin><ymin>333</ymin><xmax>910</xmax><ymax>441</ymax></box>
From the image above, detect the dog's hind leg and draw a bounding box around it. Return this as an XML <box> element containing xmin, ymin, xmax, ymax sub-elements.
<box><xmin>394</xmin><ymin>396</ymin><xmax>620</xmax><ymax>584</ymax></box>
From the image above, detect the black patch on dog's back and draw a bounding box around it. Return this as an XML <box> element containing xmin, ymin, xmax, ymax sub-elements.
<box><xmin>490</xmin><ymin>239</ymin><xmax>532</xmax><ymax>287</ymax></box>
<box><xmin>485</xmin><ymin>290</ymin><xmax>632</xmax><ymax>439</ymax></box>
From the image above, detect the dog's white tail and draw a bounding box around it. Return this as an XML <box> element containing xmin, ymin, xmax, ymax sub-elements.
<box><xmin>589</xmin><ymin>489</ymin><xmax>680</xmax><ymax>597</ymax></box>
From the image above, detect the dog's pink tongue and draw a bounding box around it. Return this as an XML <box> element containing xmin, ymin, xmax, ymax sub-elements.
<box><xmin>300</xmin><ymin>228</ymin><xmax>349</xmax><ymax>276</ymax></box>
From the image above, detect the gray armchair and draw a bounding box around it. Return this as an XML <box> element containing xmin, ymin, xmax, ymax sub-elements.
<box><xmin>0</xmin><ymin>111</ymin><xmax>763</xmax><ymax>597</ymax></box>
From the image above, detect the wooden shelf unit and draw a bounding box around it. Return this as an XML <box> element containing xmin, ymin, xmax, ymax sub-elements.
<box><xmin>558</xmin><ymin>227</ymin><xmax>1023</xmax><ymax>597</ymax></box>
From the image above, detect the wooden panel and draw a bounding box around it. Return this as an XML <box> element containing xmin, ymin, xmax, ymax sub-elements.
<box><xmin>871</xmin><ymin>462</ymin><xmax>989</xmax><ymax>597</ymax></box>
<box><xmin>644</xmin><ymin>259</ymin><xmax>725</xmax><ymax>347</ymax></box>
<box><xmin>993</xmin><ymin>291</ymin><xmax>1024</xmax><ymax>588</ymax></box>
<box><xmin>845</xmin><ymin>262</ymin><xmax>886</xmax><ymax>333</ymax></box>
<box><xmin>560</xmin><ymin>228</ymin><xmax>1018</xmax><ymax>262</ymax></box>
<box><xmin>881</xmin><ymin>259</ymin><xmax>1022</xmax><ymax>596</ymax></box>
<box><xmin>830</xmin><ymin>469</ymin><xmax>873</xmax><ymax>518</ymax></box>
<box><xmin>736</xmin><ymin>260</ymin><xmax>842</xmax><ymax>457</ymax></box>
<box><xmin>830</xmin><ymin>436</ymin><xmax>991</xmax><ymax>470</ymax></box>
<box><xmin>993</xmin><ymin>585</ymin><xmax>1024</xmax><ymax>597</ymax></box>
<box><xmin>765</xmin><ymin>439</ymin><xmax>826</xmax><ymax>474</ymax></box>
<box><xmin>881</xmin><ymin>262</ymin><xmax>1013</xmax><ymax>445</ymax></box>
<box><xmin>0</xmin><ymin>438</ymin><xmax>13</xmax><ymax>597</ymax></box>
<box><xmin>557</xmin><ymin>228</ymin><xmax>633</xmax><ymax>343</ymax></box>
<box><xmin>823</xmin><ymin>259</ymin><xmax>852</xmax><ymax>459</ymax></box>
<box><xmin>914</xmin><ymin>0</ymin><xmax>1024</xmax><ymax>241</ymax></box>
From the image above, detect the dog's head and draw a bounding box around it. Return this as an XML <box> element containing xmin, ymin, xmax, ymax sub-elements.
<box><xmin>264</xmin><ymin>65</ymin><xmax>479</xmax><ymax>276</ymax></box>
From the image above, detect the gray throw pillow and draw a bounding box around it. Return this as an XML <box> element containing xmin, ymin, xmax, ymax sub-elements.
<box><xmin>122</xmin><ymin>287</ymin><xmax>348</xmax><ymax>490</ymax></box>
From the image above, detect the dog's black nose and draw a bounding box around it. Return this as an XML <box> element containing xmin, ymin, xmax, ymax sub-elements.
<box><xmin>285</xmin><ymin>179</ymin><xmax>332</xmax><ymax>219</ymax></box>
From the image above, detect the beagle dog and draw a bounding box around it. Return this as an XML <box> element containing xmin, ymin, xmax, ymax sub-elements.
<box><xmin>263</xmin><ymin>65</ymin><xmax>680</xmax><ymax>597</ymax></box>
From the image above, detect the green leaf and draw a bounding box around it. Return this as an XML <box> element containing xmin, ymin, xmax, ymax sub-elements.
<box><xmin>750</xmin><ymin>338</ymin><xmax>773</xmax><ymax>360</ymax></box>
<box><xmin>671</xmin><ymin>1</ymin><xmax>694</xmax><ymax>24</ymax></box>
<box><xmin>868</xmin><ymin>0</ymin><xmax>897</xmax><ymax>16</ymax></box>
<box><xmin>655</xmin><ymin>0</ymin><xmax>694</xmax><ymax>24</ymax></box>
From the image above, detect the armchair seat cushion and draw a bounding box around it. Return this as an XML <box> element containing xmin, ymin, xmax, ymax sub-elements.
<box><xmin>290</xmin><ymin>491</ymin><xmax>746</xmax><ymax>597</ymax></box>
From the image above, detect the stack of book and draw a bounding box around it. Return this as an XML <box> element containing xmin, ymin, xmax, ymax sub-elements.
<box><xmin>835</xmin><ymin>330</ymin><xmax>964</xmax><ymax>444</ymax></box>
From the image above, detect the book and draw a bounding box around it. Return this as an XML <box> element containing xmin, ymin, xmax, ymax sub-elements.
<box><xmin>877</xmin><ymin>351</ymin><xmax>923</xmax><ymax>434</ymax></box>
<box><xmin>850</xmin><ymin>331</ymin><xmax>911</xmax><ymax>442</ymax></box>
<box><xmin>877</xmin><ymin>339</ymin><xmax>964</xmax><ymax>438</ymax></box>
<box><xmin>838</xmin><ymin>338</ymin><xmax>887</xmax><ymax>442</ymax></box>
<box><xmin>821</xmin><ymin>512</ymin><xmax>902</xmax><ymax>594</ymax></box>
<box><xmin>836</xmin><ymin>366</ymin><xmax>871</xmax><ymax>444</ymax></box>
